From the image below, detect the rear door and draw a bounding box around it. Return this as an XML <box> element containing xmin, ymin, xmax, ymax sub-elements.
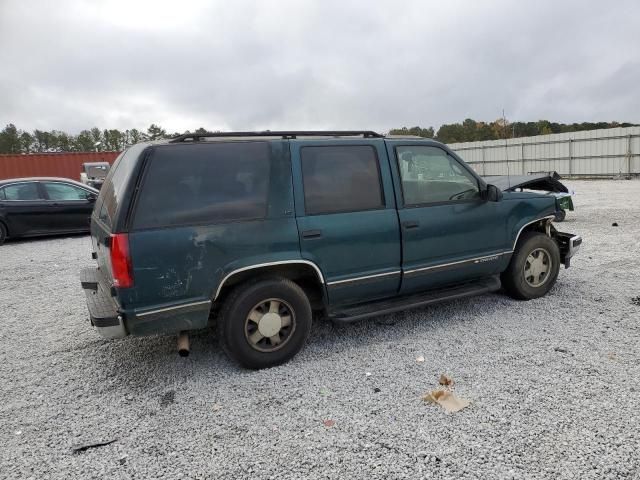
<box><xmin>0</xmin><ymin>181</ymin><xmax>50</xmax><ymax>236</ymax></box>
<box><xmin>41</xmin><ymin>181</ymin><xmax>95</xmax><ymax>231</ymax></box>
<box><xmin>291</xmin><ymin>140</ymin><xmax>401</xmax><ymax>307</ymax></box>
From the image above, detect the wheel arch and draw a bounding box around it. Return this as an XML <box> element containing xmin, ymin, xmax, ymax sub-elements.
<box><xmin>213</xmin><ymin>260</ymin><xmax>327</xmax><ymax>311</ymax></box>
<box><xmin>511</xmin><ymin>215</ymin><xmax>555</xmax><ymax>251</ymax></box>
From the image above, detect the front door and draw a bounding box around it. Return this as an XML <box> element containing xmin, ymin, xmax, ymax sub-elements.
<box><xmin>388</xmin><ymin>143</ymin><xmax>510</xmax><ymax>294</ymax></box>
<box><xmin>291</xmin><ymin>140</ymin><xmax>401</xmax><ymax>307</ymax></box>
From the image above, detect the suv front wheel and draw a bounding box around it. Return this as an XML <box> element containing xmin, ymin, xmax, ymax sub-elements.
<box><xmin>218</xmin><ymin>277</ymin><xmax>312</xmax><ymax>369</ymax></box>
<box><xmin>501</xmin><ymin>232</ymin><xmax>560</xmax><ymax>300</ymax></box>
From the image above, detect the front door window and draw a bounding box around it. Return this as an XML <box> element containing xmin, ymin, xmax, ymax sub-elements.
<box><xmin>396</xmin><ymin>146</ymin><xmax>480</xmax><ymax>205</ymax></box>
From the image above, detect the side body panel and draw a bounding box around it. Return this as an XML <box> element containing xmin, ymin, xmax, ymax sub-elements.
<box><xmin>384</xmin><ymin>140</ymin><xmax>558</xmax><ymax>293</ymax></box>
<box><xmin>44</xmin><ymin>199</ymin><xmax>93</xmax><ymax>231</ymax></box>
<box><xmin>121</xmin><ymin>140</ymin><xmax>304</xmax><ymax>336</ymax></box>
<box><xmin>125</xmin><ymin>219</ymin><xmax>301</xmax><ymax>335</ymax></box>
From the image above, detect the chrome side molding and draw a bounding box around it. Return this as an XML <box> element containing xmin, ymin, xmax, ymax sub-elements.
<box><xmin>213</xmin><ymin>260</ymin><xmax>325</xmax><ymax>300</ymax></box>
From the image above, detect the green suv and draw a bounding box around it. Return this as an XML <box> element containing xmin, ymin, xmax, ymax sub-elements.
<box><xmin>80</xmin><ymin>131</ymin><xmax>581</xmax><ymax>368</ymax></box>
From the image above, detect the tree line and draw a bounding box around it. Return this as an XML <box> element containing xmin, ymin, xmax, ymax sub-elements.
<box><xmin>389</xmin><ymin>119</ymin><xmax>637</xmax><ymax>144</ymax></box>
<box><xmin>0</xmin><ymin>119</ymin><xmax>636</xmax><ymax>154</ymax></box>
<box><xmin>0</xmin><ymin>123</ymin><xmax>191</xmax><ymax>154</ymax></box>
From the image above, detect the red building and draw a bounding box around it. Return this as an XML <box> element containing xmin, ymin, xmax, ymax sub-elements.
<box><xmin>0</xmin><ymin>151</ymin><xmax>121</xmax><ymax>181</ymax></box>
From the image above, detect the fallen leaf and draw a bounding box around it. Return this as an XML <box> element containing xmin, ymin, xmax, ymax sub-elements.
<box><xmin>323</xmin><ymin>419</ymin><xmax>335</xmax><ymax>427</ymax></box>
<box><xmin>422</xmin><ymin>389</ymin><xmax>470</xmax><ymax>413</ymax></box>
<box><xmin>438</xmin><ymin>374</ymin><xmax>453</xmax><ymax>386</ymax></box>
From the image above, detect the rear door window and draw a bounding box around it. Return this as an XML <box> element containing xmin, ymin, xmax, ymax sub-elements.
<box><xmin>2</xmin><ymin>182</ymin><xmax>42</xmax><ymax>200</ymax></box>
<box><xmin>43</xmin><ymin>182</ymin><xmax>91</xmax><ymax>200</ymax></box>
<box><xmin>300</xmin><ymin>145</ymin><xmax>384</xmax><ymax>215</ymax></box>
<box><xmin>132</xmin><ymin>142</ymin><xmax>271</xmax><ymax>229</ymax></box>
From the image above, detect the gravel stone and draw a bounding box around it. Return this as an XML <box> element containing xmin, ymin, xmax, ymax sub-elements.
<box><xmin>1</xmin><ymin>179</ymin><xmax>639</xmax><ymax>479</ymax></box>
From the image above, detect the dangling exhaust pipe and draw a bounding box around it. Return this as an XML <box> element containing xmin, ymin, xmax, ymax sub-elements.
<box><xmin>177</xmin><ymin>331</ymin><xmax>190</xmax><ymax>357</ymax></box>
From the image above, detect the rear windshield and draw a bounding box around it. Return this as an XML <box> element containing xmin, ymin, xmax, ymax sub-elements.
<box><xmin>85</xmin><ymin>164</ymin><xmax>110</xmax><ymax>179</ymax></box>
<box><xmin>95</xmin><ymin>144</ymin><xmax>146</xmax><ymax>230</ymax></box>
<box><xmin>132</xmin><ymin>142</ymin><xmax>271</xmax><ymax>229</ymax></box>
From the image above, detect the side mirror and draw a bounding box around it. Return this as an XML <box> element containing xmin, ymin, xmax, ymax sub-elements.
<box><xmin>485</xmin><ymin>184</ymin><xmax>503</xmax><ymax>202</ymax></box>
<box><xmin>87</xmin><ymin>193</ymin><xmax>97</xmax><ymax>203</ymax></box>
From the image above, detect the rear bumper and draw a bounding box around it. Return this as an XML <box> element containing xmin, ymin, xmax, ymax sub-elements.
<box><xmin>80</xmin><ymin>267</ymin><xmax>127</xmax><ymax>339</ymax></box>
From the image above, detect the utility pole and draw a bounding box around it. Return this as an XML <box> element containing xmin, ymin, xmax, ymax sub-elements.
<box><xmin>503</xmin><ymin>109</ymin><xmax>510</xmax><ymax>188</ymax></box>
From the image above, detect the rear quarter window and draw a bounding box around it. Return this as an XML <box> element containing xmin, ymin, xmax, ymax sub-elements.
<box><xmin>132</xmin><ymin>142</ymin><xmax>271</xmax><ymax>229</ymax></box>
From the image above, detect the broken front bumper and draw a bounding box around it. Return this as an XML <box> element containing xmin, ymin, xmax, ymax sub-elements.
<box><xmin>553</xmin><ymin>232</ymin><xmax>582</xmax><ymax>268</ymax></box>
<box><xmin>80</xmin><ymin>267</ymin><xmax>127</xmax><ymax>339</ymax></box>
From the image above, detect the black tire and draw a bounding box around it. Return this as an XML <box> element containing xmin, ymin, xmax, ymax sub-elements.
<box><xmin>501</xmin><ymin>231</ymin><xmax>560</xmax><ymax>300</ymax></box>
<box><xmin>554</xmin><ymin>209</ymin><xmax>566</xmax><ymax>222</ymax></box>
<box><xmin>217</xmin><ymin>277</ymin><xmax>312</xmax><ymax>369</ymax></box>
<box><xmin>0</xmin><ymin>222</ymin><xmax>7</xmax><ymax>246</ymax></box>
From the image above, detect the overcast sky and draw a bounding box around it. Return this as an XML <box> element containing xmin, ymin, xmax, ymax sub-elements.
<box><xmin>1</xmin><ymin>0</ymin><xmax>638</xmax><ymax>134</ymax></box>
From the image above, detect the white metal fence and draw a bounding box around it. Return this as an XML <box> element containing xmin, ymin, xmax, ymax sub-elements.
<box><xmin>448</xmin><ymin>126</ymin><xmax>640</xmax><ymax>177</ymax></box>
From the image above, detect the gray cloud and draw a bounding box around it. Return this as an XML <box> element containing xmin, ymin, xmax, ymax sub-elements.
<box><xmin>1</xmin><ymin>0</ymin><xmax>639</xmax><ymax>134</ymax></box>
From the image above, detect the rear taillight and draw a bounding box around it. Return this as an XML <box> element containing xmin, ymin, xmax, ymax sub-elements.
<box><xmin>110</xmin><ymin>233</ymin><xmax>133</xmax><ymax>288</ymax></box>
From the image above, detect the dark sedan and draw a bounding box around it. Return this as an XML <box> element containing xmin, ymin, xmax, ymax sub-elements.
<box><xmin>0</xmin><ymin>177</ymin><xmax>98</xmax><ymax>245</ymax></box>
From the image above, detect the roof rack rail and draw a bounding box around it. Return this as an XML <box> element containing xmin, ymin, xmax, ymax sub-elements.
<box><xmin>168</xmin><ymin>130</ymin><xmax>384</xmax><ymax>143</ymax></box>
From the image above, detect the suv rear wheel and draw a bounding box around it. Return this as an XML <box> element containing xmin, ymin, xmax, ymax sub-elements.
<box><xmin>218</xmin><ymin>277</ymin><xmax>312</xmax><ymax>369</ymax></box>
<box><xmin>501</xmin><ymin>232</ymin><xmax>560</xmax><ymax>300</ymax></box>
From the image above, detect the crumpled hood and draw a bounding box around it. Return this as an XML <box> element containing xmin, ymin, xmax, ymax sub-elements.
<box><xmin>483</xmin><ymin>171</ymin><xmax>569</xmax><ymax>193</ymax></box>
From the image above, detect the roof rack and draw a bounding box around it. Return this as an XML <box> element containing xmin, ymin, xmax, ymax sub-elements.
<box><xmin>168</xmin><ymin>130</ymin><xmax>384</xmax><ymax>143</ymax></box>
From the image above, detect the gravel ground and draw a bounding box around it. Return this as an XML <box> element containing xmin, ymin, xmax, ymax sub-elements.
<box><xmin>1</xmin><ymin>179</ymin><xmax>639</xmax><ymax>480</ymax></box>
